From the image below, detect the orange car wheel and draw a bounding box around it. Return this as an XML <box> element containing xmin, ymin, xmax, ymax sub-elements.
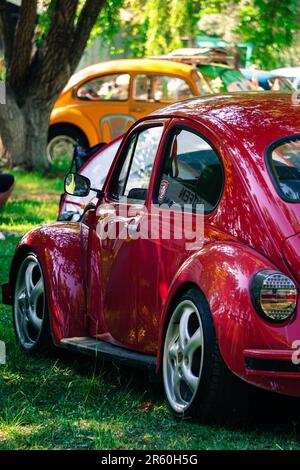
<box><xmin>47</xmin><ymin>124</ymin><xmax>89</xmax><ymax>165</ymax></box>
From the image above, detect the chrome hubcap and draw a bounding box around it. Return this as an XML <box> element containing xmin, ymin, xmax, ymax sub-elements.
<box><xmin>14</xmin><ymin>256</ymin><xmax>45</xmax><ymax>349</ymax></box>
<box><xmin>47</xmin><ymin>135</ymin><xmax>76</xmax><ymax>163</ymax></box>
<box><xmin>163</xmin><ymin>300</ymin><xmax>204</xmax><ymax>413</ymax></box>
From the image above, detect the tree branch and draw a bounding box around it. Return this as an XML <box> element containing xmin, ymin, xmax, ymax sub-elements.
<box><xmin>42</xmin><ymin>0</ymin><xmax>79</xmax><ymax>67</ymax></box>
<box><xmin>32</xmin><ymin>0</ymin><xmax>105</xmax><ymax>106</ymax></box>
<box><xmin>0</xmin><ymin>0</ymin><xmax>15</xmax><ymax>66</ymax></box>
<box><xmin>9</xmin><ymin>0</ymin><xmax>38</xmax><ymax>93</ymax></box>
<box><xmin>70</xmin><ymin>0</ymin><xmax>106</xmax><ymax>71</ymax></box>
<box><xmin>30</xmin><ymin>0</ymin><xmax>79</xmax><ymax>104</ymax></box>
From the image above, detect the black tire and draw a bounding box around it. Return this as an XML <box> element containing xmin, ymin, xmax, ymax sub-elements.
<box><xmin>13</xmin><ymin>253</ymin><xmax>53</xmax><ymax>355</ymax></box>
<box><xmin>47</xmin><ymin>124</ymin><xmax>89</xmax><ymax>164</ymax></box>
<box><xmin>162</xmin><ymin>287</ymin><xmax>247</xmax><ymax>423</ymax></box>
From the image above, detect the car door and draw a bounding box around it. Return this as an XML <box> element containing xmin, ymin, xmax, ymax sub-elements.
<box><xmin>134</xmin><ymin>120</ymin><xmax>225</xmax><ymax>354</ymax></box>
<box><xmin>86</xmin><ymin>122</ymin><xmax>166</xmax><ymax>349</ymax></box>
<box><xmin>75</xmin><ymin>73</ymin><xmax>135</xmax><ymax>142</ymax></box>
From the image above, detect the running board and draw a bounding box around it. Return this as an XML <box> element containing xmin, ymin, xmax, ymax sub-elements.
<box><xmin>60</xmin><ymin>337</ymin><xmax>157</xmax><ymax>371</ymax></box>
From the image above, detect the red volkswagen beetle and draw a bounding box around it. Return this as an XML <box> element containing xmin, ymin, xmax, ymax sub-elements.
<box><xmin>3</xmin><ymin>93</ymin><xmax>300</xmax><ymax>421</ymax></box>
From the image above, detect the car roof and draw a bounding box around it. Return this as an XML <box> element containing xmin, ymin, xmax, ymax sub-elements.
<box><xmin>63</xmin><ymin>58</ymin><xmax>196</xmax><ymax>93</ymax></box>
<box><xmin>151</xmin><ymin>92</ymin><xmax>300</xmax><ymax>153</ymax></box>
<box><xmin>272</xmin><ymin>67</ymin><xmax>300</xmax><ymax>78</ymax></box>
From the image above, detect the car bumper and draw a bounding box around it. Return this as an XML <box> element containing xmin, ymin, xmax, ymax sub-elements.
<box><xmin>244</xmin><ymin>348</ymin><xmax>300</xmax><ymax>397</ymax></box>
<box><xmin>2</xmin><ymin>283</ymin><xmax>12</xmax><ymax>306</ymax></box>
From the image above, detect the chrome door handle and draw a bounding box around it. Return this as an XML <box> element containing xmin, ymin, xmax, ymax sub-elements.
<box><xmin>130</xmin><ymin>107</ymin><xmax>144</xmax><ymax>113</ymax></box>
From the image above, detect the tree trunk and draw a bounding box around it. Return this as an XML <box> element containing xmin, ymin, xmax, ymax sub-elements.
<box><xmin>0</xmin><ymin>0</ymin><xmax>107</xmax><ymax>170</ymax></box>
<box><xmin>0</xmin><ymin>87</ymin><xmax>51</xmax><ymax>169</ymax></box>
<box><xmin>23</xmin><ymin>100</ymin><xmax>52</xmax><ymax>170</ymax></box>
<box><xmin>0</xmin><ymin>88</ymin><xmax>26</xmax><ymax>167</ymax></box>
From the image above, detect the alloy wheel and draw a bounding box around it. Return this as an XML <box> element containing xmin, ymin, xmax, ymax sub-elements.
<box><xmin>163</xmin><ymin>299</ymin><xmax>204</xmax><ymax>414</ymax></box>
<box><xmin>14</xmin><ymin>255</ymin><xmax>46</xmax><ymax>351</ymax></box>
<box><xmin>47</xmin><ymin>135</ymin><xmax>76</xmax><ymax>164</ymax></box>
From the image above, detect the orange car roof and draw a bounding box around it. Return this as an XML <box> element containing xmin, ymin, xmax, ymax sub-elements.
<box><xmin>63</xmin><ymin>58</ymin><xmax>198</xmax><ymax>93</ymax></box>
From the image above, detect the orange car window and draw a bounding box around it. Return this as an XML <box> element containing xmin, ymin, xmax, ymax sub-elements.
<box><xmin>76</xmin><ymin>73</ymin><xmax>130</xmax><ymax>101</ymax></box>
<box><xmin>133</xmin><ymin>74</ymin><xmax>195</xmax><ymax>102</ymax></box>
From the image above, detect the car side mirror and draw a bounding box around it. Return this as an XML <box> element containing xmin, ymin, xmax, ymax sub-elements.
<box><xmin>64</xmin><ymin>172</ymin><xmax>91</xmax><ymax>197</ymax></box>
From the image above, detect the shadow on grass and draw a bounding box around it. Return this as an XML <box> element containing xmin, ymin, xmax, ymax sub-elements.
<box><xmin>53</xmin><ymin>347</ymin><xmax>300</xmax><ymax>436</ymax></box>
<box><xmin>1</xmin><ymin>325</ymin><xmax>300</xmax><ymax>450</ymax></box>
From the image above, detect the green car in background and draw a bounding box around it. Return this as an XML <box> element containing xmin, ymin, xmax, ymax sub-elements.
<box><xmin>198</xmin><ymin>63</ymin><xmax>252</xmax><ymax>92</ymax></box>
<box><xmin>154</xmin><ymin>49</ymin><xmax>253</xmax><ymax>93</ymax></box>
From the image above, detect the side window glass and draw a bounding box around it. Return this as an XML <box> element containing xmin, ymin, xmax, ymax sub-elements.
<box><xmin>112</xmin><ymin>126</ymin><xmax>164</xmax><ymax>201</ymax></box>
<box><xmin>114</xmin><ymin>136</ymin><xmax>137</xmax><ymax>197</ymax></box>
<box><xmin>157</xmin><ymin>129</ymin><xmax>223</xmax><ymax>212</ymax></box>
<box><xmin>270</xmin><ymin>138</ymin><xmax>300</xmax><ymax>201</ymax></box>
<box><xmin>133</xmin><ymin>74</ymin><xmax>195</xmax><ymax>102</ymax></box>
<box><xmin>133</xmin><ymin>74</ymin><xmax>151</xmax><ymax>101</ymax></box>
<box><xmin>153</xmin><ymin>76</ymin><xmax>194</xmax><ymax>101</ymax></box>
<box><xmin>191</xmin><ymin>70</ymin><xmax>212</xmax><ymax>95</ymax></box>
<box><xmin>76</xmin><ymin>74</ymin><xmax>130</xmax><ymax>101</ymax></box>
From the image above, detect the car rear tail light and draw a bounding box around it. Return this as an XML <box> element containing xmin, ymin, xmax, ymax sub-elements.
<box><xmin>251</xmin><ymin>270</ymin><xmax>298</xmax><ymax>322</ymax></box>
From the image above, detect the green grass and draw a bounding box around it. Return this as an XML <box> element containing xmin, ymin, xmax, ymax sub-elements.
<box><xmin>0</xmin><ymin>170</ymin><xmax>62</xmax><ymax>234</ymax></box>
<box><xmin>1</xmin><ymin>170</ymin><xmax>300</xmax><ymax>449</ymax></box>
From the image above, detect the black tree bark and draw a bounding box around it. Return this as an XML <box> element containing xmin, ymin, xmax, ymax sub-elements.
<box><xmin>0</xmin><ymin>0</ymin><xmax>105</xmax><ymax>170</ymax></box>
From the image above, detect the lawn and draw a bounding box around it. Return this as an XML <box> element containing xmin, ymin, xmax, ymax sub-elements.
<box><xmin>1</xmin><ymin>170</ymin><xmax>300</xmax><ymax>450</ymax></box>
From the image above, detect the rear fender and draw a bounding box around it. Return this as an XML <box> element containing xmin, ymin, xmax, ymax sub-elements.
<box><xmin>157</xmin><ymin>242</ymin><xmax>292</xmax><ymax>378</ymax></box>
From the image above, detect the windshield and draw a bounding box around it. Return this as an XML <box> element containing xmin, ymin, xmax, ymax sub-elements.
<box><xmin>60</xmin><ymin>138</ymin><xmax>122</xmax><ymax>220</ymax></box>
<box><xmin>192</xmin><ymin>70</ymin><xmax>213</xmax><ymax>95</ymax></box>
<box><xmin>269</xmin><ymin>137</ymin><xmax>300</xmax><ymax>202</ymax></box>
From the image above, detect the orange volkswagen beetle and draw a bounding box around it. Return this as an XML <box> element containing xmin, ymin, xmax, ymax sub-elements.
<box><xmin>48</xmin><ymin>59</ymin><xmax>210</xmax><ymax>162</ymax></box>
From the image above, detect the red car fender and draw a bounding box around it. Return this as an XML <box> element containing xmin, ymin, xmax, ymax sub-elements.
<box><xmin>157</xmin><ymin>242</ymin><xmax>298</xmax><ymax>379</ymax></box>
<box><xmin>8</xmin><ymin>223</ymin><xmax>88</xmax><ymax>344</ymax></box>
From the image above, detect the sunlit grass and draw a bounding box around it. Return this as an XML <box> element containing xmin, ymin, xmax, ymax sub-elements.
<box><xmin>12</xmin><ymin>170</ymin><xmax>63</xmax><ymax>195</ymax></box>
<box><xmin>0</xmin><ymin>170</ymin><xmax>62</xmax><ymax>234</ymax></box>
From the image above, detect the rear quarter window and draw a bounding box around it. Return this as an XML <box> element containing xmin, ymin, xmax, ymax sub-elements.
<box><xmin>268</xmin><ymin>136</ymin><xmax>300</xmax><ymax>202</ymax></box>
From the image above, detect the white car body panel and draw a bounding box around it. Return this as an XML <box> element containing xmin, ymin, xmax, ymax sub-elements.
<box><xmin>59</xmin><ymin>137</ymin><xmax>122</xmax><ymax>221</ymax></box>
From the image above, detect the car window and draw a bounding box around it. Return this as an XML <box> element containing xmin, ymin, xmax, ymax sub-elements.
<box><xmin>133</xmin><ymin>74</ymin><xmax>195</xmax><ymax>102</ymax></box>
<box><xmin>156</xmin><ymin>128</ymin><xmax>224</xmax><ymax>212</ymax></box>
<box><xmin>111</xmin><ymin>126</ymin><xmax>164</xmax><ymax>201</ymax></box>
<box><xmin>191</xmin><ymin>70</ymin><xmax>212</xmax><ymax>94</ymax></box>
<box><xmin>269</xmin><ymin>137</ymin><xmax>300</xmax><ymax>202</ymax></box>
<box><xmin>267</xmin><ymin>77</ymin><xmax>293</xmax><ymax>91</ymax></box>
<box><xmin>82</xmin><ymin>139</ymin><xmax>122</xmax><ymax>189</ymax></box>
<box><xmin>76</xmin><ymin>73</ymin><xmax>130</xmax><ymax>101</ymax></box>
